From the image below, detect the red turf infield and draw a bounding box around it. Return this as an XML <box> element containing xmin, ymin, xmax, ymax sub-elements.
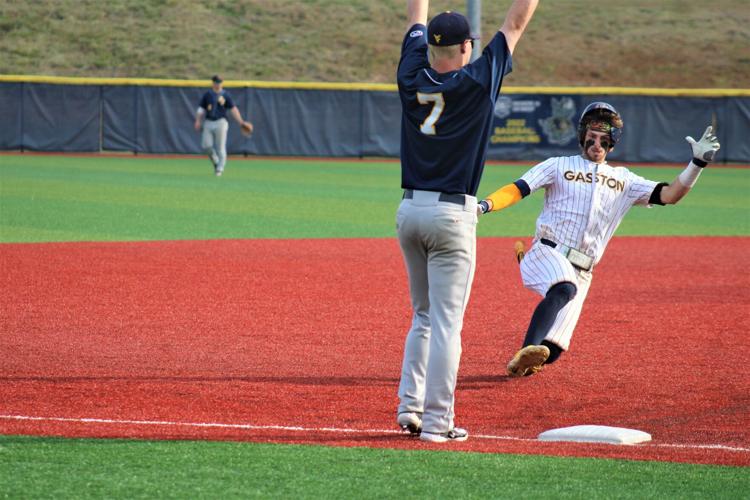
<box><xmin>1</xmin><ymin>237</ymin><xmax>748</xmax><ymax>466</ymax></box>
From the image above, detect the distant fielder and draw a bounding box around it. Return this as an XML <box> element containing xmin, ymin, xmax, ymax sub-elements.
<box><xmin>193</xmin><ymin>75</ymin><xmax>253</xmax><ymax>176</ymax></box>
<box><xmin>478</xmin><ymin>102</ymin><xmax>721</xmax><ymax>377</ymax></box>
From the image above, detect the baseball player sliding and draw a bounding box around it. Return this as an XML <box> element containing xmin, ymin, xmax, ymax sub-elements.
<box><xmin>478</xmin><ymin>102</ymin><xmax>721</xmax><ymax>377</ymax></box>
<box><xmin>193</xmin><ymin>75</ymin><xmax>253</xmax><ymax>176</ymax></box>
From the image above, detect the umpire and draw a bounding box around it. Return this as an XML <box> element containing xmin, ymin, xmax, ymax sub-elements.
<box><xmin>395</xmin><ymin>0</ymin><xmax>538</xmax><ymax>443</ymax></box>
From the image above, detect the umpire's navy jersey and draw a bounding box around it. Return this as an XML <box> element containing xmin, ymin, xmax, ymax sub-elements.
<box><xmin>199</xmin><ymin>90</ymin><xmax>235</xmax><ymax>121</ymax></box>
<box><xmin>398</xmin><ymin>25</ymin><xmax>512</xmax><ymax>196</ymax></box>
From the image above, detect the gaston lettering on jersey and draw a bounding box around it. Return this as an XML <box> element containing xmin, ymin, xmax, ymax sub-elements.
<box><xmin>563</xmin><ymin>170</ymin><xmax>625</xmax><ymax>192</ymax></box>
<box><xmin>520</xmin><ymin>155</ymin><xmax>659</xmax><ymax>263</ymax></box>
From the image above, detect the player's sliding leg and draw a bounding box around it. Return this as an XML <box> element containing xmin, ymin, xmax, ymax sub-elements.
<box><xmin>541</xmin><ymin>271</ymin><xmax>591</xmax><ymax>362</ymax></box>
<box><xmin>523</xmin><ymin>282</ymin><xmax>577</xmax><ymax>346</ymax></box>
<box><xmin>507</xmin><ymin>282</ymin><xmax>577</xmax><ymax>377</ymax></box>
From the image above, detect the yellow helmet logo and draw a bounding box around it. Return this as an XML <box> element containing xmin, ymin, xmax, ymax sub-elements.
<box><xmin>433</xmin><ymin>34</ymin><xmax>442</xmax><ymax>44</ymax></box>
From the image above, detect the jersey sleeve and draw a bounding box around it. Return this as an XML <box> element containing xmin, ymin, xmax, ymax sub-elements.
<box><xmin>198</xmin><ymin>92</ymin><xmax>209</xmax><ymax>110</ymax></box>
<box><xmin>625</xmin><ymin>170</ymin><xmax>659</xmax><ymax>206</ymax></box>
<box><xmin>223</xmin><ymin>92</ymin><xmax>235</xmax><ymax>109</ymax></box>
<box><xmin>397</xmin><ymin>24</ymin><xmax>429</xmax><ymax>84</ymax></box>
<box><xmin>520</xmin><ymin>157</ymin><xmax>558</xmax><ymax>194</ymax></box>
<box><xmin>463</xmin><ymin>31</ymin><xmax>513</xmax><ymax>101</ymax></box>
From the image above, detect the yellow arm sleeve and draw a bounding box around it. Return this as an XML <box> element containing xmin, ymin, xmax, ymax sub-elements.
<box><xmin>484</xmin><ymin>183</ymin><xmax>523</xmax><ymax>212</ymax></box>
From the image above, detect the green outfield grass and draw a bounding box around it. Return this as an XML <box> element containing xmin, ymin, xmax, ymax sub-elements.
<box><xmin>1</xmin><ymin>436</ymin><xmax>748</xmax><ymax>499</ymax></box>
<box><xmin>1</xmin><ymin>154</ymin><xmax>748</xmax><ymax>243</ymax></box>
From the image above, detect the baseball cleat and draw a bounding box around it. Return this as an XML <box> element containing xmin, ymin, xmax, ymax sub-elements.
<box><xmin>419</xmin><ymin>427</ymin><xmax>468</xmax><ymax>443</ymax></box>
<box><xmin>514</xmin><ymin>240</ymin><xmax>526</xmax><ymax>263</ymax></box>
<box><xmin>397</xmin><ymin>412</ymin><xmax>423</xmax><ymax>435</ymax></box>
<box><xmin>507</xmin><ymin>345</ymin><xmax>550</xmax><ymax>377</ymax></box>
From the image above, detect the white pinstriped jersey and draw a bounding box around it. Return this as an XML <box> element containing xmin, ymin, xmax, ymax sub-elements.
<box><xmin>521</xmin><ymin>155</ymin><xmax>658</xmax><ymax>266</ymax></box>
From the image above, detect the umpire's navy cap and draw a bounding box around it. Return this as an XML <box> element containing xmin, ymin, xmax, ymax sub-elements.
<box><xmin>427</xmin><ymin>11</ymin><xmax>477</xmax><ymax>46</ymax></box>
<box><xmin>211</xmin><ymin>75</ymin><xmax>223</xmax><ymax>84</ymax></box>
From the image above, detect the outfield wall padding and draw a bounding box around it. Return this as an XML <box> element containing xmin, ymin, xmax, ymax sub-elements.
<box><xmin>2</xmin><ymin>80</ymin><xmax>749</xmax><ymax>163</ymax></box>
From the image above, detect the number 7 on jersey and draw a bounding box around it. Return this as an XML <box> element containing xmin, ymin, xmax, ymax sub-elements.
<box><xmin>417</xmin><ymin>92</ymin><xmax>445</xmax><ymax>135</ymax></box>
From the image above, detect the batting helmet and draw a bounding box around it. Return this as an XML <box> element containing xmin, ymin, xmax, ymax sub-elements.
<box><xmin>577</xmin><ymin>101</ymin><xmax>623</xmax><ymax>148</ymax></box>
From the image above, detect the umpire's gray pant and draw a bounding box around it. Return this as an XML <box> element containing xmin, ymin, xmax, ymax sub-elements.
<box><xmin>201</xmin><ymin>118</ymin><xmax>228</xmax><ymax>172</ymax></box>
<box><xmin>396</xmin><ymin>190</ymin><xmax>477</xmax><ymax>434</ymax></box>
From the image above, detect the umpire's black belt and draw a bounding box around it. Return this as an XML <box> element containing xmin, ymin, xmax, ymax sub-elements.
<box><xmin>403</xmin><ymin>189</ymin><xmax>467</xmax><ymax>206</ymax></box>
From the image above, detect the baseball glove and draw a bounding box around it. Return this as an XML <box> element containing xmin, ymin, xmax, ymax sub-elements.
<box><xmin>240</xmin><ymin>121</ymin><xmax>254</xmax><ymax>137</ymax></box>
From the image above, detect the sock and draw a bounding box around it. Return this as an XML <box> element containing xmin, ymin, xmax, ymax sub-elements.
<box><xmin>522</xmin><ymin>281</ymin><xmax>577</xmax><ymax>347</ymax></box>
<box><xmin>541</xmin><ymin>340</ymin><xmax>563</xmax><ymax>364</ymax></box>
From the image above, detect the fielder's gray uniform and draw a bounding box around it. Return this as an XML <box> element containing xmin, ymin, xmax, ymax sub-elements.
<box><xmin>197</xmin><ymin>87</ymin><xmax>237</xmax><ymax>175</ymax></box>
<box><xmin>202</xmin><ymin>118</ymin><xmax>229</xmax><ymax>173</ymax></box>
<box><xmin>397</xmin><ymin>191</ymin><xmax>478</xmax><ymax>432</ymax></box>
<box><xmin>396</xmin><ymin>21</ymin><xmax>513</xmax><ymax>435</ymax></box>
<box><xmin>519</xmin><ymin>155</ymin><xmax>658</xmax><ymax>349</ymax></box>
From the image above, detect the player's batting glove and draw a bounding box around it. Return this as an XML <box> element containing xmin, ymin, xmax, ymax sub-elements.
<box><xmin>685</xmin><ymin>125</ymin><xmax>720</xmax><ymax>167</ymax></box>
<box><xmin>477</xmin><ymin>200</ymin><xmax>490</xmax><ymax>216</ymax></box>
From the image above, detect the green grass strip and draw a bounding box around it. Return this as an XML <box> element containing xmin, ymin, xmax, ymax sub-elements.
<box><xmin>1</xmin><ymin>436</ymin><xmax>748</xmax><ymax>499</ymax></box>
<box><xmin>1</xmin><ymin>155</ymin><xmax>748</xmax><ymax>243</ymax></box>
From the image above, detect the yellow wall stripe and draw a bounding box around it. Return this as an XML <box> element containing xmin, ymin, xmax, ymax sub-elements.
<box><xmin>0</xmin><ymin>75</ymin><xmax>393</xmax><ymax>91</ymax></box>
<box><xmin>1</xmin><ymin>74</ymin><xmax>748</xmax><ymax>97</ymax></box>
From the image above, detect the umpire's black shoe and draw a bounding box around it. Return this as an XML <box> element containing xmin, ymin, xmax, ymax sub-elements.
<box><xmin>419</xmin><ymin>427</ymin><xmax>469</xmax><ymax>443</ymax></box>
<box><xmin>397</xmin><ymin>412</ymin><xmax>422</xmax><ymax>435</ymax></box>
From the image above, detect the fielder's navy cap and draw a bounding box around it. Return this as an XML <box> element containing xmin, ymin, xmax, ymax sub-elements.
<box><xmin>427</xmin><ymin>11</ymin><xmax>477</xmax><ymax>46</ymax></box>
<box><xmin>211</xmin><ymin>75</ymin><xmax>223</xmax><ymax>84</ymax></box>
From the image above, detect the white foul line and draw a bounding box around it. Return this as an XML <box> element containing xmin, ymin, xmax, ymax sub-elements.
<box><xmin>1</xmin><ymin>414</ymin><xmax>748</xmax><ymax>453</ymax></box>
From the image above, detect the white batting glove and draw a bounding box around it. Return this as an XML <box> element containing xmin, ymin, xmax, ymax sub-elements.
<box><xmin>685</xmin><ymin>126</ymin><xmax>720</xmax><ymax>166</ymax></box>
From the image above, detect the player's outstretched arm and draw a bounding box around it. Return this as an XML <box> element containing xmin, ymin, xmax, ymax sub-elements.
<box><xmin>478</xmin><ymin>182</ymin><xmax>525</xmax><ymax>214</ymax></box>
<box><xmin>659</xmin><ymin>125</ymin><xmax>720</xmax><ymax>204</ymax></box>
<box><xmin>499</xmin><ymin>0</ymin><xmax>539</xmax><ymax>54</ymax></box>
<box><xmin>229</xmin><ymin>107</ymin><xmax>244</xmax><ymax>126</ymax></box>
<box><xmin>229</xmin><ymin>107</ymin><xmax>253</xmax><ymax>135</ymax></box>
<box><xmin>406</xmin><ymin>0</ymin><xmax>428</xmax><ymax>31</ymax></box>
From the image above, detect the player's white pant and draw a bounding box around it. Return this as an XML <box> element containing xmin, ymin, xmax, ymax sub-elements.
<box><xmin>520</xmin><ymin>242</ymin><xmax>593</xmax><ymax>350</ymax></box>
<box><xmin>201</xmin><ymin>118</ymin><xmax>228</xmax><ymax>172</ymax></box>
<box><xmin>396</xmin><ymin>190</ymin><xmax>477</xmax><ymax>434</ymax></box>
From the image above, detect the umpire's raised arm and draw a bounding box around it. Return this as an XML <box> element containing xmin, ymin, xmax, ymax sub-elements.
<box><xmin>406</xmin><ymin>0</ymin><xmax>428</xmax><ymax>30</ymax></box>
<box><xmin>500</xmin><ymin>0</ymin><xmax>539</xmax><ymax>54</ymax></box>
